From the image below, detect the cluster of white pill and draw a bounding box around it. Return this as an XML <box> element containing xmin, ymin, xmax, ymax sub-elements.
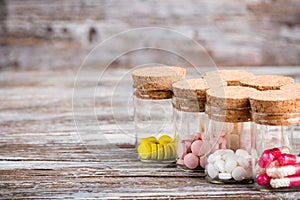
<box><xmin>206</xmin><ymin>149</ymin><xmax>252</xmax><ymax>181</ymax></box>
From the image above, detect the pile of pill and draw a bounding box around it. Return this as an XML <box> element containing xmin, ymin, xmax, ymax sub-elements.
<box><xmin>137</xmin><ymin>135</ymin><xmax>176</xmax><ymax>161</ymax></box>
<box><xmin>256</xmin><ymin>146</ymin><xmax>300</xmax><ymax>189</ymax></box>
<box><xmin>206</xmin><ymin>149</ymin><xmax>252</xmax><ymax>182</ymax></box>
<box><xmin>177</xmin><ymin>133</ymin><xmax>206</xmax><ymax>170</ymax></box>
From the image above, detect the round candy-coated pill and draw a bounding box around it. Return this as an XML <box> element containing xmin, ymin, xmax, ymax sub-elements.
<box><xmin>184</xmin><ymin>153</ymin><xmax>199</xmax><ymax>169</ymax></box>
<box><xmin>256</xmin><ymin>173</ymin><xmax>271</xmax><ymax>186</ymax></box>
<box><xmin>218</xmin><ymin>173</ymin><xmax>232</xmax><ymax>180</ymax></box>
<box><xmin>225</xmin><ymin>160</ymin><xmax>237</xmax><ymax>173</ymax></box>
<box><xmin>207</xmin><ymin>163</ymin><xmax>218</xmax><ymax>179</ymax></box>
<box><xmin>164</xmin><ymin>144</ymin><xmax>172</xmax><ymax>160</ymax></box>
<box><xmin>232</xmin><ymin>166</ymin><xmax>247</xmax><ymax>181</ymax></box>
<box><xmin>191</xmin><ymin>140</ymin><xmax>203</xmax><ymax>156</ymax></box>
<box><xmin>157</xmin><ymin>144</ymin><xmax>164</xmax><ymax>160</ymax></box>
<box><xmin>207</xmin><ymin>154</ymin><xmax>221</xmax><ymax>164</ymax></box>
<box><xmin>140</xmin><ymin>136</ymin><xmax>157</xmax><ymax>144</ymax></box>
<box><xmin>138</xmin><ymin>143</ymin><xmax>152</xmax><ymax>160</ymax></box>
<box><xmin>200</xmin><ymin>156</ymin><xmax>206</xmax><ymax>168</ymax></box>
<box><xmin>158</xmin><ymin>135</ymin><xmax>172</xmax><ymax>145</ymax></box>
<box><xmin>151</xmin><ymin>143</ymin><xmax>157</xmax><ymax>160</ymax></box>
<box><xmin>193</xmin><ymin>133</ymin><xmax>202</xmax><ymax>141</ymax></box>
<box><xmin>236</xmin><ymin>149</ymin><xmax>250</xmax><ymax>158</ymax></box>
<box><xmin>214</xmin><ymin>159</ymin><xmax>225</xmax><ymax>173</ymax></box>
<box><xmin>177</xmin><ymin>158</ymin><xmax>184</xmax><ymax>165</ymax></box>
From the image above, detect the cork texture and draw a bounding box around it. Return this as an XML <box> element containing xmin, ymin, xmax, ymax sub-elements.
<box><xmin>249</xmin><ymin>90</ymin><xmax>298</xmax><ymax>114</ymax></box>
<box><xmin>204</xmin><ymin>70</ymin><xmax>254</xmax><ymax>86</ymax></box>
<box><xmin>134</xmin><ymin>89</ymin><xmax>172</xmax><ymax>100</ymax></box>
<box><xmin>172</xmin><ymin>97</ymin><xmax>206</xmax><ymax>112</ymax></box>
<box><xmin>281</xmin><ymin>83</ymin><xmax>300</xmax><ymax>112</ymax></box>
<box><xmin>240</xmin><ymin>75</ymin><xmax>295</xmax><ymax>91</ymax></box>
<box><xmin>132</xmin><ymin>66</ymin><xmax>186</xmax><ymax>90</ymax></box>
<box><xmin>172</xmin><ymin>78</ymin><xmax>209</xmax><ymax>99</ymax></box>
<box><xmin>206</xmin><ymin>86</ymin><xmax>258</xmax><ymax>109</ymax></box>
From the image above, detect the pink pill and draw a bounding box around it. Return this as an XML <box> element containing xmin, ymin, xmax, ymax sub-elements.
<box><xmin>177</xmin><ymin>142</ymin><xmax>187</xmax><ymax>158</ymax></box>
<box><xmin>184</xmin><ymin>153</ymin><xmax>199</xmax><ymax>169</ymax></box>
<box><xmin>200</xmin><ymin>155</ymin><xmax>206</xmax><ymax>168</ymax></box>
<box><xmin>193</xmin><ymin>133</ymin><xmax>202</xmax><ymax>141</ymax></box>
<box><xmin>256</xmin><ymin>173</ymin><xmax>271</xmax><ymax>186</ymax></box>
<box><xmin>191</xmin><ymin>140</ymin><xmax>203</xmax><ymax>156</ymax></box>
<box><xmin>177</xmin><ymin>158</ymin><xmax>184</xmax><ymax>165</ymax></box>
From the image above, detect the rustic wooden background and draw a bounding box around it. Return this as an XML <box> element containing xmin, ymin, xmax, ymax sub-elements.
<box><xmin>0</xmin><ymin>0</ymin><xmax>300</xmax><ymax>70</ymax></box>
<box><xmin>1</xmin><ymin>0</ymin><xmax>300</xmax><ymax>199</ymax></box>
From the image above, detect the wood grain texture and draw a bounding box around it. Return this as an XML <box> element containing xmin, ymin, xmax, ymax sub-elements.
<box><xmin>0</xmin><ymin>67</ymin><xmax>300</xmax><ymax>199</ymax></box>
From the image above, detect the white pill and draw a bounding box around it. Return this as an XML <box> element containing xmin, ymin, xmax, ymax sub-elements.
<box><xmin>207</xmin><ymin>154</ymin><xmax>221</xmax><ymax>164</ymax></box>
<box><xmin>218</xmin><ymin>173</ymin><xmax>232</xmax><ymax>180</ymax></box>
<box><xmin>223</xmin><ymin>149</ymin><xmax>235</xmax><ymax>154</ymax></box>
<box><xmin>235</xmin><ymin>155</ymin><xmax>250</xmax><ymax>169</ymax></box>
<box><xmin>222</xmin><ymin>151</ymin><xmax>235</xmax><ymax>160</ymax></box>
<box><xmin>213</xmin><ymin>149</ymin><xmax>225</xmax><ymax>156</ymax></box>
<box><xmin>214</xmin><ymin>159</ymin><xmax>225</xmax><ymax>173</ymax></box>
<box><xmin>232</xmin><ymin>166</ymin><xmax>247</xmax><ymax>181</ymax></box>
<box><xmin>224</xmin><ymin>160</ymin><xmax>237</xmax><ymax>173</ymax></box>
<box><xmin>235</xmin><ymin>149</ymin><xmax>250</xmax><ymax>158</ymax></box>
<box><xmin>207</xmin><ymin>163</ymin><xmax>218</xmax><ymax>179</ymax></box>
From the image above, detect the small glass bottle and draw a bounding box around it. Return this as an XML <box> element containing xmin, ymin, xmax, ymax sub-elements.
<box><xmin>205</xmin><ymin>86</ymin><xmax>258</xmax><ymax>184</ymax></box>
<box><xmin>172</xmin><ymin>79</ymin><xmax>208</xmax><ymax>172</ymax></box>
<box><xmin>132</xmin><ymin>66</ymin><xmax>186</xmax><ymax>163</ymax></box>
<box><xmin>250</xmin><ymin>90</ymin><xmax>300</xmax><ymax>191</ymax></box>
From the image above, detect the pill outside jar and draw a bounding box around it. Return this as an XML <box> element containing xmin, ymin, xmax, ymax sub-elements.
<box><xmin>172</xmin><ymin>79</ymin><xmax>209</xmax><ymax>172</ymax></box>
<box><xmin>205</xmin><ymin>86</ymin><xmax>258</xmax><ymax>184</ymax></box>
<box><xmin>250</xmin><ymin>89</ymin><xmax>300</xmax><ymax>191</ymax></box>
<box><xmin>132</xmin><ymin>66</ymin><xmax>186</xmax><ymax>163</ymax></box>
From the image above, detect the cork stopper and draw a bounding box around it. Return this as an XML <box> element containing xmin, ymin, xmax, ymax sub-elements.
<box><xmin>134</xmin><ymin>90</ymin><xmax>173</xmax><ymax>100</ymax></box>
<box><xmin>172</xmin><ymin>79</ymin><xmax>208</xmax><ymax>112</ymax></box>
<box><xmin>172</xmin><ymin>78</ymin><xmax>208</xmax><ymax>99</ymax></box>
<box><xmin>206</xmin><ymin>86</ymin><xmax>258</xmax><ymax>122</ymax></box>
<box><xmin>250</xmin><ymin>90</ymin><xmax>300</xmax><ymax>125</ymax></box>
<box><xmin>132</xmin><ymin>66</ymin><xmax>186</xmax><ymax>91</ymax></box>
<box><xmin>204</xmin><ymin>70</ymin><xmax>254</xmax><ymax>86</ymax></box>
<box><xmin>240</xmin><ymin>75</ymin><xmax>294</xmax><ymax>91</ymax></box>
<box><xmin>206</xmin><ymin>86</ymin><xmax>258</xmax><ymax>109</ymax></box>
<box><xmin>281</xmin><ymin>83</ymin><xmax>300</xmax><ymax>112</ymax></box>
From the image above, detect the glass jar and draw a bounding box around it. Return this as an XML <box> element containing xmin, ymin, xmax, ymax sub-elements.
<box><xmin>250</xmin><ymin>90</ymin><xmax>300</xmax><ymax>191</ymax></box>
<box><xmin>205</xmin><ymin>86</ymin><xmax>257</xmax><ymax>184</ymax></box>
<box><xmin>172</xmin><ymin>79</ymin><xmax>208</xmax><ymax>172</ymax></box>
<box><xmin>132</xmin><ymin>66</ymin><xmax>186</xmax><ymax>163</ymax></box>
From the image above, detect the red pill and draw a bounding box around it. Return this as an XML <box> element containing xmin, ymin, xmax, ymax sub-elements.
<box><xmin>256</xmin><ymin>173</ymin><xmax>271</xmax><ymax>186</ymax></box>
<box><xmin>258</xmin><ymin>147</ymin><xmax>290</xmax><ymax>168</ymax></box>
<box><xmin>277</xmin><ymin>154</ymin><xmax>300</xmax><ymax>166</ymax></box>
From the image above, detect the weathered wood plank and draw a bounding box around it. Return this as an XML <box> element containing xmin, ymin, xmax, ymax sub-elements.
<box><xmin>0</xmin><ymin>67</ymin><xmax>300</xmax><ymax>199</ymax></box>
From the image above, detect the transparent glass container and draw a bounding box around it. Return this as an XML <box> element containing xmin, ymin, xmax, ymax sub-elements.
<box><xmin>205</xmin><ymin>105</ymin><xmax>254</xmax><ymax>184</ymax></box>
<box><xmin>252</xmin><ymin>112</ymin><xmax>300</xmax><ymax>191</ymax></box>
<box><xmin>173</xmin><ymin>96</ymin><xmax>207</xmax><ymax>172</ymax></box>
<box><xmin>134</xmin><ymin>89</ymin><xmax>176</xmax><ymax>163</ymax></box>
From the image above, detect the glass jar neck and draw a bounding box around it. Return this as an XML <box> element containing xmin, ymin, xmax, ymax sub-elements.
<box><xmin>252</xmin><ymin>112</ymin><xmax>300</xmax><ymax>126</ymax></box>
<box><xmin>173</xmin><ymin>96</ymin><xmax>206</xmax><ymax>112</ymax></box>
<box><xmin>206</xmin><ymin>104</ymin><xmax>251</xmax><ymax>123</ymax></box>
<box><xmin>134</xmin><ymin>89</ymin><xmax>172</xmax><ymax>100</ymax></box>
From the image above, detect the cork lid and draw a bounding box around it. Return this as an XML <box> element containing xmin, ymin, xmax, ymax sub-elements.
<box><xmin>281</xmin><ymin>82</ymin><xmax>300</xmax><ymax>97</ymax></box>
<box><xmin>172</xmin><ymin>78</ymin><xmax>208</xmax><ymax>99</ymax></box>
<box><xmin>240</xmin><ymin>75</ymin><xmax>294</xmax><ymax>91</ymax></box>
<box><xmin>204</xmin><ymin>70</ymin><xmax>254</xmax><ymax>86</ymax></box>
<box><xmin>249</xmin><ymin>90</ymin><xmax>298</xmax><ymax>114</ymax></box>
<box><xmin>132</xmin><ymin>66</ymin><xmax>186</xmax><ymax>90</ymax></box>
<box><xmin>206</xmin><ymin>86</ymin><xmax>258</xmax><ymax>109</ymax></box>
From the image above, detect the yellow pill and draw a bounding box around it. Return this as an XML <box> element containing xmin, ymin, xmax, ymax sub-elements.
<box><xmin>137</xmin><ymin>142</ymin><xmax>152</xmax><ymax>160</ymax></box>
<box><xmin>164</xmin><ymin>144</ymin><xmax>172</xmax><ymax>160</ymax></box>
<box><xmin>169</xmin><ymin>143</ymin><xmax>176</xmax><ymax>159</ymax></box>
<box><xmin>157</xmin><ymin>144</ymin><xmax>164</xmax><ymax>160</ymax></box>
<box><xmin>151</xmin><ymin>143</ymin><xmax>158</xmax><ymax>160</ymax></box>
<box><xmin>158</xmin><ymin>135</ymin><xmax>172</xmax><ymax>145</ymax></box>
<box><xmin>140</xmin><ymin>136</ymin><xmax>157</xmax><ymax>144</ymax></box>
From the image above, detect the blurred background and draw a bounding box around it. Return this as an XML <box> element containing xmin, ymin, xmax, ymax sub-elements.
<box><xmin>0</xmin><ymin>0</ymin><xmax>299</xmax><ymax>70</ymax></box>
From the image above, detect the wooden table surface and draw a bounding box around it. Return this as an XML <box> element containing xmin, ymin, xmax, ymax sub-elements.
<box><xmin>0</xmin><ymin>66</ymin><xmax>300</xmax><ymax>199</ymax></box>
